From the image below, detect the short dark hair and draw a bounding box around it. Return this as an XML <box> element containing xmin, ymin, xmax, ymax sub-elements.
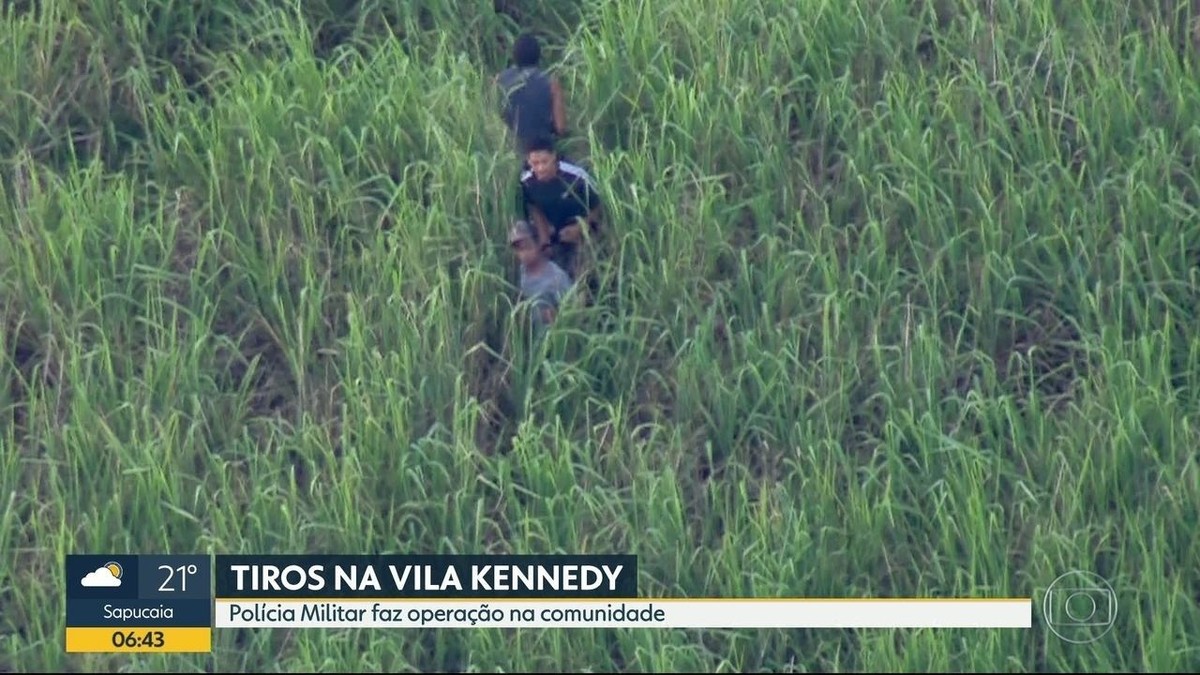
<box><xmin>523</xmin><ymin>134</ymin><xmax>557</xmax><ymax>155</ymax></box>
<box><xmin>513</xmin><ymin>34</ymin><xmax>541</xmax><ymax>67</ymax></box>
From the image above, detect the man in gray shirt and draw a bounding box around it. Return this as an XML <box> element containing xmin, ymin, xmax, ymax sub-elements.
<box><xmin>509</xmin><ymin>219</ymin><xmax>573</xmax><ymax>332</ymax></box>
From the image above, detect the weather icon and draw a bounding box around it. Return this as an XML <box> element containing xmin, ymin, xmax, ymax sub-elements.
<box><xmin>81</xmin><ymin>561</ymin><xmax>123</xmax><ymax>587</ymax></box>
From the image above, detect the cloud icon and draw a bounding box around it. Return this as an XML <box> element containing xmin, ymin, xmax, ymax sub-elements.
<box><xmin>81</xmin><ymin>566</ymin><xmax>122</xmax><ymax>588</ymax></box>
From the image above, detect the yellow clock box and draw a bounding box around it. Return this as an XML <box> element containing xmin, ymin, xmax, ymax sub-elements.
<box><xmin>65</xmin><ymin>554</ymin><xmax>212</xmax><ymax>653</ymax></box>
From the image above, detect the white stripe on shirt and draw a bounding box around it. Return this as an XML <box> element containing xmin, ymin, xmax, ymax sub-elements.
<box><xmin>557</xmin><ymin>161</ymin><xmax>597</xmax><ymax>192</ymax></box>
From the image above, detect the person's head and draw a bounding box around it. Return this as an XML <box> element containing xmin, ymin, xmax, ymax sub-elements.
<box><xmin>509</xmin><ymin>220</ymin><xmax>543</xmax><ymax>267</ymax></box>
<box><xmin>513</xmin><ymin>34</ymin><xmax>541</xmax><ymax>67</ymax></box>
<box><xmin>524</xmin><ymin>134</ymin><xmax>559</xmax><ymax>182</ymax></box>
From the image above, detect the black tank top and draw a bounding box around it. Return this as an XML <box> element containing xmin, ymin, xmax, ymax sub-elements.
<box><xmin>497</xmin><ymin>66</ymin><xmax>556</xmax><ymax>147</ymax></box>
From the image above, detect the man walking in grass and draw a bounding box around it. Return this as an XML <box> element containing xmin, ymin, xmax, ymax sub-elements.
<box><xmin>509</xmin><ymin>219</ymin><xmax>573</xmax><ymax>334</ymax></box>
<box><xmin>494</xmin><ymin>33</ymin><xmax>568</xmax><ymax>162</ymax></box>
<box><xmin>519</xmin><ymin>134</ymin><xmax>603</xmax><ymax>283</ymax></box>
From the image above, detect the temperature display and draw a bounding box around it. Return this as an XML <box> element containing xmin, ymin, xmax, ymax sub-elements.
<box><xmin>137</xmin><ymin>554</ymin><xmax>209</xmax><ymax>600</ymax></box>
<box><xmin>65</xmin><ymin>554</ymin><xmax>212</xmax><ymax>653</ymax></box>
<box><xmin>158</xmin><ymin>563</ymin><xmax>200</xmax><ymax>593</ymax></box>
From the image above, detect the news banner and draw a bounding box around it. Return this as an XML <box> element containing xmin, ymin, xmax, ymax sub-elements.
<box><xmin>65</xmin><ymin>554</ymin><xmax>1032</xmax><ymax>653</ymax></box>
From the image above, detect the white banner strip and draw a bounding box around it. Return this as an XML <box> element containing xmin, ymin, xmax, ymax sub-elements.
<box><xmin>214</xmin><ymin>599</ymin><xmax>1031</xmax><ymax>629</ymax></box>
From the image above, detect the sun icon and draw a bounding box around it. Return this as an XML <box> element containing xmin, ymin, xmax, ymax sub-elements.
<box><xmin>104</xmin><ymin>561</ymin><xmax>123</xmax><ymax>579</ymax></box>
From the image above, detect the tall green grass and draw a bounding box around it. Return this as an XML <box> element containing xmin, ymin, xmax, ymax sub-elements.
<box><xmin>2</xmin><ymin>0</ymin><xmax>1198</xmax><ymax>671</ymax></box>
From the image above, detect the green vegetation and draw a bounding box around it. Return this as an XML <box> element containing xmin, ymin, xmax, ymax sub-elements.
<box><xmin>3</xmin><ymin>0</ymin><xmax>1198</xmax><ymax>670</ymax></box>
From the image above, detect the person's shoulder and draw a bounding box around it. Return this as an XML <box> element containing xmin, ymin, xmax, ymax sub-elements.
<box><xmin>557</xmin><ymin>161</ymin><xmax>592</xmax><ymax>181</ymax></box>
<box><xmin>496</xmin><ymin>67</ymin><xmax>528</xmax><ymax>90</ymax></box>
<box><xmin>558</xmin><ymin>161</ymin><xmax>597</xmax><ymax>190</ymax></box>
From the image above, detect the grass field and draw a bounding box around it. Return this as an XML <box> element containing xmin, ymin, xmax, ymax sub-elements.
<box><xmin>2</xmin><ymin>0</ymin><xmax>1199</xmax><ymax>671</ymax></box>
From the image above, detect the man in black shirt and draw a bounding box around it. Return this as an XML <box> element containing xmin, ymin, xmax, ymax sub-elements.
<box><xmin>494</xmin><ymin>34</ymin><xmax>567</xmax><ymax>158</ymax></box>
<box><xmin>519</xmin><ymin>135</ymin><xmax>602</xmax><ymax>281</ymax></box>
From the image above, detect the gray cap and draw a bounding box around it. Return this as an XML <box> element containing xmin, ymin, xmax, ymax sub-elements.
<box><xmin>508</xmin><ymin>219</ymin><xmax>536</xmax><ymax>244</ymax></box>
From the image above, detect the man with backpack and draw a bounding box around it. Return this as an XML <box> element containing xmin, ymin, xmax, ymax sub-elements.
<box><xmin>494</xmin><ymin>33</ymin><xmax>568</xmax><ymax>163</ymax></box>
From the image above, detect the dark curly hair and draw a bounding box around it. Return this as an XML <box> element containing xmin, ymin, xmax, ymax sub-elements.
<box><xmin>513</xmin><ymin>34</ymin><xmax>541</xmax><ymax>67</ymax></box>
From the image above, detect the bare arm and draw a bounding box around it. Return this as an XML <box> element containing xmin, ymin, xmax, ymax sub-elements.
<box><xmin>559</xmin><ymin>201</ymin><xmax>603</xmax><ymax>244</ymax></box>
<box><xmin>528</xmin><ymin>206</ymin><xmax>555</xmax><ymax>247</ymax></box>
<box><xmin>550</xmin><ymin>76</ymin><xmax>567</xmax><ymax>136</ymax></box>
<box><xmin>586</xmin><ymin>205</ymin><xmax>602</xmax><ymax>233</ymax></box>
